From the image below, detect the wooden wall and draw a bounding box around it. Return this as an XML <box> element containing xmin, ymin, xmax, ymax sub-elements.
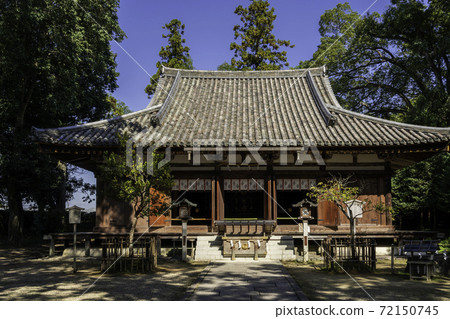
<box><xmin>93</xmin><ymin>159</ymin><xmax>394</xmax><ymax>232</ymax></box>
<box><xmin>95</xmin><ymin>176</ymin><xmax>133</xmax><ymax>232</ymax></box>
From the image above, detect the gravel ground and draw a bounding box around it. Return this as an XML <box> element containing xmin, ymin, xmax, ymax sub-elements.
<box><xmin>283</xmin><ymin>259</ymin><xmax>450</xmax><ymax>301</ymax></box>
<box><xmin>0</xmin><ymin>246</ymin><xmax>207</xmax><ymax>301</ymax></box>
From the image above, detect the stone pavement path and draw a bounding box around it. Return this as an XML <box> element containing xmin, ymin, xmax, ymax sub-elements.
<box><xmin>186</xmin><ymin>261</ymin><xmax>308</xmax><ymax>301</ymax></box>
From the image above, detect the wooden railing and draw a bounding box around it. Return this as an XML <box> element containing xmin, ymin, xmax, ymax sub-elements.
<box><xmin>101</xmin><ymin>234</ymin><xmax>157</xmax><ymax>273</ymax></box>
<box><xmin>322</xmin><ymin>237</ymin><xmax>377</xmax><ymax>271</ymax></box>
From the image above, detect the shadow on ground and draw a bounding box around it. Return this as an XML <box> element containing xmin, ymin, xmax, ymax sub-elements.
<box><xmin>0</xmin><ymin>247</ymin><xmax>207</xmax><ymax>301</ymax></box>
<box><xmin>283</xmin><ymin>260</ymin><xmax>450</xmax><ymax>301</ymax></box>
<box><xmin>188</xmin><ymin>261</ymin><xmax>305</xmax><ymax>301</ymax></box>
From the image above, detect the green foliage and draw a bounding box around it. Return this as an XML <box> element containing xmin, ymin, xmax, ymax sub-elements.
<box><xmin>298</xmin><ymin>0</ymin><xmax>449</xmax><ymax>125</ymax></box>
<box><xmin>106</xmin><ymin>95</ymin><xmax>131</xmax><ymax>118</ymax></box>
<box><xmin>145</xmin><ymin>19</ymin><xmax>193</xmax><ymax>97</ymax></box>
<box><xmin>301</xmin><ymin>0</ymin><xmax>450</xmax><ymax>231</ymax></box>
<box><xmin>298</xmin><ymin>2</ymin><xmax>360</xmax><ymax>71</ymax></box>
<box><xmin>373</xmin><ymin>202</ymin><xmax>392</xmax><ymax>216</ymax></box>
<box><xmin>0</xmin><ymin>0</ymin><xmax>125</xmax><ymax>128</ymax></box>
<box><xmin>438</xmin><ymin>237</ymin><xmax>450</xmax><ymax>254</ymax></box>
<box><xmin>309</xmin><ymin>178</ymin><xmax>360</xmax><ymax>219</ymax></box>
<box><xmin>217</xmin><ymin>62</ymin><xmax>237</xmax><ymax>71</ymax></box>
<box><xmin>0</xmin><ymin>0</ymin><xmax>125</xmax><ymax>242</ymax></box>
<box><xmin>100</xmin><ymin>136</ymin><xmax>173</xmax><ymax>220</ymax></box>
<box><xmin>230</xmin><ymin>0</ymin><xmax>294</xmax><ymax>70</ymax></box>
<box><xmin>392</xmin><ymin>152</ymin><xmax>450</xmax><ymax>228</ymax></box>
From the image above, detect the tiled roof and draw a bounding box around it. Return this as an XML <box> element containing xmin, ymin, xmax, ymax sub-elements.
<box><xmin>34</xmin><ymin>67</ymin><xmax>450</xmax><ymax>149</ymax></box>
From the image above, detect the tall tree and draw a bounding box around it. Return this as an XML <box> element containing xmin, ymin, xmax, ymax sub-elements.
<box><xmin>0</xmin><ymin>0</ymin><xmax>125</xmax><ymax>244</ymax></box>
<box><xmin>230</xmin><ymin>0</ymin><xmax>294</xmax><ymax>70</ymax></box>
<box><xmin>301</xmin><ymin>1</ymin><xmax>450</xmax><ymax>231</ymax></box>
<box><xmin>100</xmin><ymin>138</ymin><xmax>173</xmax><ymax>247</ymax></box>
<box><xmin>392</xmin><ymin>152</ymin><xmax>450</xmax><ymax>230</ymax></box>
<box><xmin>145</xmin><ymin>19</ymin><xmax>193</xmax><ymax>98</ymax></box>
<box><xmin>298</xmin><ymin>0</ymin><xmax>449</xmax><ymax>125</ymax></box>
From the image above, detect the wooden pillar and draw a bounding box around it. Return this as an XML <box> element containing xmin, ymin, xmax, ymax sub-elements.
<box><xmin>385</xmin><ymin>175</ymin><xmax>393</xmax><ymax>226</ymax></box>
<box><xmin>217</xmin><ymin>178</ymin><xmax>224</xmax><ymax>220</ymax></box>
<box><xmin>267</xmin><ymin>177</ymin><xmax>272</xmax><ymax>220</ymax></box>
<box><xmin>386</xmin><ymin>192</ymin><xmax>392</xmax><ymax>225</ymax></box>
<box><xmin>385</xmin><ymin>163</ymin><xmax>393</xmax><ymax>226</ymax></box>
<box><xmin>211</xmin><ymin>177</ymin><xmax>216</xmax><ymax>228</ymax></box>
<box><xmin>272</xmin><ymin>178</ymin><xmax>277</xmax><ymax>222</ymax></box>
<box><xmin>263</xmin><ymin>177</ymin><xmax>268</xmax><ymax>220</ymax></box>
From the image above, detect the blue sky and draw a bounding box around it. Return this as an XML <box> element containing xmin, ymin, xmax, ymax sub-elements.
<box><xmin>69</xmin><ymin>0</ymin><xmax>391</xmax><ymax>209</ymax></box>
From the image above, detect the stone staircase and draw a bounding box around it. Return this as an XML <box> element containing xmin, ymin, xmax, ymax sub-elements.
<box><xmin>266</xmin><ymin>236</ymin><xmax>296</xmax><ymax>261</ymax></box>
<box><xmin>194</xmin><ymin>236</ymin><xmax>224</xmax><ymax>261</ymax></box>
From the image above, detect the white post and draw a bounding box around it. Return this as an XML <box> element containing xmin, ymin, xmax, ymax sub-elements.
<box><xmin>73</xmin><ymin>223</ymin><xmax>77</xmax><ymax>273</ymax></box>
<box><xmin>303</xmin><ymin>219</ymin><xmax>309</xmax><ymax>262</ymax></box>
<box><xmin>181</xmin><ymin>219</ymin><xmax>188</xmax><ymax>261</ymax></box>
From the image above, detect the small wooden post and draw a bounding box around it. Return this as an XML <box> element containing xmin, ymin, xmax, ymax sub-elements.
<box><xmin>254</xmin><ymin>241</ymin><xmax>259</xmax><ymax>261</ymax></box>
<box><xmin>85</xmin><ymin>237</ymin><xmax>91</xmax><ymax>257</ymax></box>
<box><xmin>146</xmin><ymin>239</ymin><xmax>150</xmax><ymax>271</ymax></box>
<box><xmin>157</xmin><ymin>236</ymin><xmax>161</xmax><ymax>256</ymax></box>
<box><xmin>49</xmin><ymin>236</ymin><xmax>55</xmax><ymax>257</ymax></box>
<box><xmin>231</xmin><ymin>242</ymin><xmax>236</xmax><ymax>261</ymax></box>
<box><xmin>73</xmin><ymin>224</ymin><xmax>77</xmax><ymax>273</ymax></box>
<box><xmin>189</xmin><ymin>239</ymin><xmax>195</xmax><ymax>259</ymax></box>
<box><xmin>101</xmin><ymin>241</ymin><xmax>107</xmax><ymax>271</ymax></box>
<box><xmin>371</xmin><ymin>240</ymin><xmax>377</xmax><ymax>271</ymax></box>
<box><xmin>391</xmin><ymin>243</ymin><xmax>395</xmax><ymax>274</ymax></box>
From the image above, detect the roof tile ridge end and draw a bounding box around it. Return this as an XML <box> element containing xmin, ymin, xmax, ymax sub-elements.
<box><xmin>36</xmin><ymin>105</ymin><xmax>162</xmax><ymax>132</ymax></box>
<box><xmin>306</xmin><ymin>70</ymin><xmax>337</xmax><ymax>127</ymax></box>
<box><xmin>151</xmin><ymin>71</ymin><xmax>181</xmax><ymax>127</ymax></box>
<box><xmin>328</xmin><ymin>106</ymin><xmax>450</xmax><ymax>134</ymax></box>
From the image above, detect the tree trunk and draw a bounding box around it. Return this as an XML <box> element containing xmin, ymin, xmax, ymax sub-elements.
<box><xmin>57</xmin><ymin>161</ymin><xmax>67</xmax><ymax>231</ymax></box>
<box><xmin>6</xmin><ymin>85</ymin><xmax>33</xmax><ymax>245</ymax></box>
<box><xmin>7</xmin><ymin>180</ymin><xmax>23</xmax><ymax>245</ymax></box>
<box><xmin>349</xmin><ymin>218</ymin><xmax>356</xmax><ymax>260</ymax></box>
<box><xmin>128</xmin><ymin>216</ymin><xmax>139</xmax><ymax>254</ymax></box>
<box><xmin>427</xmin><ymin>210</ymin><xmax>431</xmax><ymax>229</ymax></box>
<box><xmin>433</xmin><ymin>209</ymin><xmax>437</xmax><ymax>230</ymax></box>
<box><xmin>420</xmin><ymin>210</ymin><xmax>424</xmax><ymax>230</ymax></box>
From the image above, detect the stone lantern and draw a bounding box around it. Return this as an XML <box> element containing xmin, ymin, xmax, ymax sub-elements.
<box><xmin>293</xmin><ymin>199</ymin><xmax>317</xmax><ymax>262</ymax></box>
<box><xmin>173</xmin><ymin>198</ymin><xmax>197</xmax><ymax>261</ymax></box>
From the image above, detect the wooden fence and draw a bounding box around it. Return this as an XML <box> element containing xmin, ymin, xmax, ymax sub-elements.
<box><xmin>322</xmin><ymin>237</ymin><xmax>377</xmax><ymax>271</ymax></box>
<box><xmin>101</xmin><ymin>234</ymin><xmax>158</xmax><ymax>272</ymax></box>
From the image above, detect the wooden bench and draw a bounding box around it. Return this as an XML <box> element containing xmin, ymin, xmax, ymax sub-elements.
<box><xmin>44</xmin><ymin>232</ymin><xmax>94</xmax><ymax>257</ymax></box>
<box><xmin>403</xmin><ymin>240</ymin><xmax>439</xmax><ymax>280</ymax></box>
<box><xmin>407</xmin><ymin>260</ymin><xmax>435</xmax><ymax>281</ymax></box>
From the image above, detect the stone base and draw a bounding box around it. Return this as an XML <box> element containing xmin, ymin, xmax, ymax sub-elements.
<box><xmin>194</xmin><ymin>236</ymin><xmax>225</xmax><ymax>261</ymax></box>
<box><xmin>194</xmin><ymin>235</ymin><xmax>297</xmax><ymax>261</ymax></box>
<box><xmin>62</xmin><ymin>247</ymin><xmax>102</xmax><ymax>257</ymax></box>
<box><xmin>266</xmin><ymin>236</ymin><xmax>296</xmax><ymax>261</ymax></box>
